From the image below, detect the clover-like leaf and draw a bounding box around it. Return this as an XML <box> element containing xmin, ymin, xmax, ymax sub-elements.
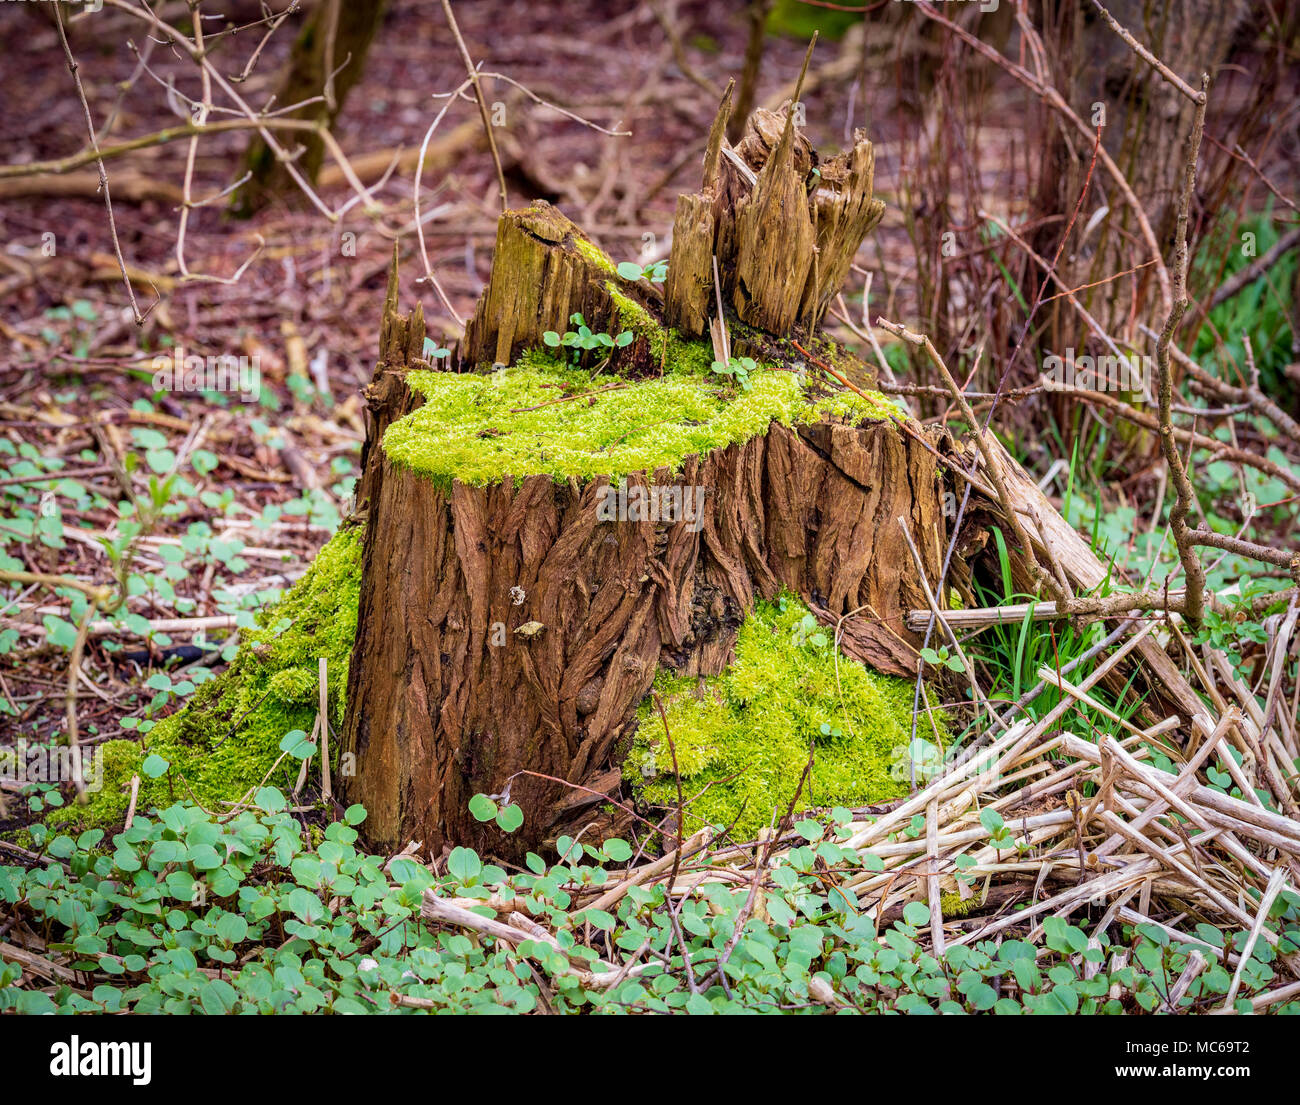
<box><xmin>469</xmin><ymin>793</ymin><xmax>498</xmax><ymax>822</ymax></box>
<box><xmin>495</xmin><ymin>803</ymin><xmax>524</xmax><ymax>833</ymax></box>
<box><xmin>902</xmin><ymin>901</ymin><xmax>931</xmax><ymax>928</ymax></box>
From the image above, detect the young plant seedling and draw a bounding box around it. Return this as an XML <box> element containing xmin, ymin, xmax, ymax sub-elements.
<box><xmin>617</xmin><ymin>259</ymin><xmax>668</xmax><ymax>284</ymax></box>
<box><xmin>543</xmin><ymin>312</ymin><xmax>634</xmax><ymax>366</ymax></box>
<box><xmin>710</xmin><ymin>355</ymin><xmax>757</xmax><ymax>392</ymax></box>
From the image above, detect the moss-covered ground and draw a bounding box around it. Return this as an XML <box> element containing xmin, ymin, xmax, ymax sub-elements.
<box><xmin>625</xmin><ymin>595</ymin><xmax>943</xmax><ymax>839</ymax></box>
<box><xmin>47</xmin><ymin>524</ymin><xmax>363</xmax><ymax>833</ymax></box>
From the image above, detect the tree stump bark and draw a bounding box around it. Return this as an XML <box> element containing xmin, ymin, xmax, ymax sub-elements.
<box><xmin>342</xmin><ymin>101</ymin><xmax>945</xmax><ymax>859</ymax></box>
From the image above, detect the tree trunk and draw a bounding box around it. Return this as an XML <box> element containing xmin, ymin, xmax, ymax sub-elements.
<box><xmin>342</xmin><ymin>96</ymin><xmax>946</xmax><ymax>859</ymax></box>
<box><xmin>231</xmin><ymin>0</ymin><xmax>387</xmax><ymax>216</ymax></box>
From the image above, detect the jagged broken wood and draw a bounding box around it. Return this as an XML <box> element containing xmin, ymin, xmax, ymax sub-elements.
<box><xmin>665</xmin><ymin>74</ymin><xmax>886</xmax><ymax>340</ymax></box>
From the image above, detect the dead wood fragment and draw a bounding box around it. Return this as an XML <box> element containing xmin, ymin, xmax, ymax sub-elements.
<box><xmin>662</xmin><ymin>66</ymin><xmax>884</xmax><ymax>339</ymax></box>
<box><xmin>461</xmin><ymin>201</ymin><xmax>650</xmax><ymax>373</ymax></box>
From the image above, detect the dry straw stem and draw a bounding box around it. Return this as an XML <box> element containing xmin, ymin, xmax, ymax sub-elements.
<box><xmin>926</xmin><ymin>796</ymin><xmax>945</xmax><ymax>957</ymax></box>
<box><xmin>904</xmin><ymin>600</ymin><xmax>1194</xmax><ymax>632</ymax></box>
<box><xmin>897</xmin><ymin>514</ymin><xmax>992</xmax><ymax>726</ymax></box>
<box><xmin>419</xmin><ymin>892</ymin><xmax>647</xmax><ymax>991</ymax></box>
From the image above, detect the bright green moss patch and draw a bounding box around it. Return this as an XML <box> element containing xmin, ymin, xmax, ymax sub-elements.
<box><xmin>607</xmin><ymin>285</ymin><xmax>658</xmax><ymax>336</ymax></box>
<box><xmin>144</xmin><ymin>526</ymin><xmax>362</xmax><ymax>811</ymax></box>
<box><xmin>625</xmin><ymin>595</ymin><xmax>943</xmax><ymax>839</ymax></box>
<box><xmin>49</xmin><ymin>526</ymin><xmax>363</xmax><ymax>833</ymax></box>
<box><xmin>572</xmin><ymin>234</ymin><xmax>619</xmax><ymax>276</ymax></box>
<box><xmin>383</xmin><ymin>351</ymin><xmax>896</xmax><ymax>489</ymax></box>
<box><xmin>940</xmin><ymin>891</ymin><xmax>979</xmax><ymax>918</ymax></box>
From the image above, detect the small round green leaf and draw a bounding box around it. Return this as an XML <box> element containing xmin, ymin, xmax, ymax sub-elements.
<box><xmin>902</xmin><ymin>901</ymin><xmax>931</xmax><ymax>927</ymax></box>
<box><xmin>468</xmin><ymin>793</ymin><xmax>498</xmax><ymax>822</ymax></box>
<box><xmin>141</xmin><ymin>754</ymin><xmax>170</xmax><ymax>779</ymax></box>
<box><xmin>495</xmin><ymin>803</ymin><xmax>524</xmax><ymax>833</ymax></box>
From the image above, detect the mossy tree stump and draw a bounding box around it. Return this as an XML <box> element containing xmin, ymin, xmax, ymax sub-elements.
<box><xmin>342</xmin><ymin>104</ymin><xmax>945</xmax><ymax>859</ymax></box>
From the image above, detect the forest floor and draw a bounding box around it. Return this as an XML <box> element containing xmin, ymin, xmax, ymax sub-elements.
<box><xmin>2</xmin><ymin>1</ymin><xmax>1299</xmax><ymax>1019</ymax></box>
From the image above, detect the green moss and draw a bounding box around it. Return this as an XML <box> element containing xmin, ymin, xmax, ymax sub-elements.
<box><xmin>940</xmin><ymin>891</ymin><xmax>979</xmax><ymax>918</ymax></box>
<box><xmin>607</xmin><ymin>285</ymin><xmax>657</xmax><ymax>333</ymax></box>
<box><xmin>50</xmin><ymin>526</ymin><xmax>363</xmax><ymax>833</ymax></box>
<box><xmin>604</xmin><ymin>284</ymin><xmax>717</xmax><ymax>378</ymax></box>
<box><xmin>268</xmin><ymin>667</ymin><xmax>321</xmax><ymax>705</ymax></box>
<box><xmin>666</xmin><ymin>332</ymin><xmax>715</xmax><ymax>376</ymax></box>
<box><xmin>572</xmin><ymin>235</ymin><xmax>618</xmax><ymax>276</ymax></box>
<box><xmin>607</xmin><ymin>284</ymin><xmax>665</xmax><ymax>360</ymax></box>
<box><xmin>625</xmin><ymin>595</ymin><xmax>945</xmax><ymax>839</ymax></box>
<box><xmin>383</xmin><ymin>352</ymin><xmax>896</xmax><ymax>490</ymax></box>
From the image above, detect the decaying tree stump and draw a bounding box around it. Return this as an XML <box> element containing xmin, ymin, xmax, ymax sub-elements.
<box><xmin>342</xmin><ymin>92</ymin><xmax>946</xmax><ymax>859</ymax></box>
